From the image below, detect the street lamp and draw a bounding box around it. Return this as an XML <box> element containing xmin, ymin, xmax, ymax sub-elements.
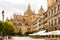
<box><xmin>2</xmin><ymin>10</ymin><xmax>4</xmax><ymax>21</ymax></box>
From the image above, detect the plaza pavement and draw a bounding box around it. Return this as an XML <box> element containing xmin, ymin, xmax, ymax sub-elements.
<box><xmin>11</xmin><ymin>36</ymin><xmax>45</xmax><ymax>40</ymax></box>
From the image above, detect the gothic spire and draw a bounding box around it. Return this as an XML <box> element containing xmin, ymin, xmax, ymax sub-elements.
<box><xmin>27</xmin><ymin>3</ymin><xmax>31</xmax><ymax>10</ymax></box>
<box><xmin>24</xmin><ymin>3</ymin><xmax>34</xmax><ymax>16</ymax></box>
<box><xmin>38</xmin><ymin>6</ymin><xmax>45</xmax><ymax>15</ymax></box>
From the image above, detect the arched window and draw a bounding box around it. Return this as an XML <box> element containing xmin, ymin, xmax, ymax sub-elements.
<box><xmin>27</xmin><ymin>28</ymin><xmax>31</xmax><ymax>31</ymax></box>
<box><xmin>25</xmin><ymin>23</ymin><xmax>29</xmax><ymax>26</ymax></box>
<box><xmin>48</xmin><ymin>12</ymin><xmax>50</xmax><ymax>16</ymax></box>
<box><xmin>19</xmin><ymin>23</ymin><xmax>22</xmax><ymax>26</ymax></box>
<box><xmin>58</xmin><ymin>17</ymin><xmax>60</xmax><ymax>24</ymax></box>
<box><xmin>23</xmin><ymin>18</ymin><xmax>25</xmax><ymax>22</ymax></box>
<box><xmin>55</xmin><ymin>19</ymin><xmax>57</xmax><ymax>25</ymax></box>
<box><xmin>58</xmin><ymin>4</ymin><xmax>60</xmax><ymax>10</ymax></box>
<box><xmin>51</xmin><ymin>9</ymin><xmax>53</xmax><ymax>14</ymax></box>
<box><xmin>54</xmin><ymin>7</ymin><xmax>56</xmax><ymax>13</ymax></box>
<box><xmin>48</xmin><ymin>21</ymin><xmax>50</xmax><ymax>27</ymax></box>
<box><xmin>54</xmin><ymin>0</ymin><xmax>57</xmax><ymax>3</ymax></box>
<box><xmin>51</xmin><ymin>20</ymin><xmax>53</xmax><ymax>26</ymax></box>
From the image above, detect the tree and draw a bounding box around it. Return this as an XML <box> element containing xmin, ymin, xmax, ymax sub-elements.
<box><xmin>0</xmin><ymin>21</ymin><xmax>5</xmax><ymax>34</ymax></box>
<box><xmin>25</xmin><ymin>31</ymin><xmax>33</xmax><ymax>36</ymax></box>
<box><xmin>3</xmin><ymin>21</ymin><xmax>14</xmax><ymax>35</ymax></box>
<box><xmin>17</xmin><ymin>31</ymin><xmax>23</xmax><ymax>36</ymax></box>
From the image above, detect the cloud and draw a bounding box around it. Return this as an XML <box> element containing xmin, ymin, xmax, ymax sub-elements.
<box><xmin>0</xmin><ymin>0</ymin><xmax>47</xmax><ymax>20</ymax></box>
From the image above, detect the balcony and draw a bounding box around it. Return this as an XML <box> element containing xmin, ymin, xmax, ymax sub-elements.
<box><xmin>45</xmin><ymin>24</ymin><xmax>60</xmax><ymax>32</ymax></box>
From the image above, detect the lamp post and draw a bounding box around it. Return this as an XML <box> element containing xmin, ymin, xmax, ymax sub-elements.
<box><xmin>2</xmin><ymin>10</ymin><xmax>4</xmax><ymax>21</ymax></box>
<box><xmin>2</xmin><ymin>10</ymin><xmax>8</xmax><ymax>40</ymax></box>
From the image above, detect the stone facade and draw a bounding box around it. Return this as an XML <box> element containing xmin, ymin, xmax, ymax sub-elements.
<box><xmin>32</xmin><ymin>0</ymin><xmax>60</xmax><ymax>32</ymax></box>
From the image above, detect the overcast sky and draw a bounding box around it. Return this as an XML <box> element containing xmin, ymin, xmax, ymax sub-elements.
<box><xmin>0</xmin><ymin>0</ymin><xmax>47</xmax><ymax>21</ymax></box>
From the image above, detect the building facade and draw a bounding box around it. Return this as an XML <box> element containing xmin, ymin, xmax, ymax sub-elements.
<box><xmin>6</xmin><ymin>0</ymin><xmax>60</xmax><ymax>34</ymax></box>
<box><xmin>32</xmin><ymin>0</ymin><xmax>60</xmax><ymax>32</ymax></box>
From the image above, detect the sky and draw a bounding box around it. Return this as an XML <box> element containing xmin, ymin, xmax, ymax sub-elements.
<box><xmin>0</xmin><ymin>0</ymin><xmax>47</xmax><ymax>21</ymax></box>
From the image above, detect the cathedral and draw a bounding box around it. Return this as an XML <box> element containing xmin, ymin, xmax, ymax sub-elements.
<box><xmin>7</xmin><ymin>4</ymin><xmax>45</xmax><ymax>34</ymax></box>
<box><xmin>7</xmin><ymin>0</ymin><xmax>59</xmax><ymax>34</ymax></box>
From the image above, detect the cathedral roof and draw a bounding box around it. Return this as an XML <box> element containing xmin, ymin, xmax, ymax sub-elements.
<box><xmin>38</xmin><ymin>6</ymin><xmax>45</xmax><ymax>15</ymax></box>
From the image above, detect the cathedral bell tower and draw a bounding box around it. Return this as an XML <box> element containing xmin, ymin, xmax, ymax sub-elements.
<box><xmin>24</xmin><ymin>4</ymin><xmax>34</xmax><ymax>16</ymax></box>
